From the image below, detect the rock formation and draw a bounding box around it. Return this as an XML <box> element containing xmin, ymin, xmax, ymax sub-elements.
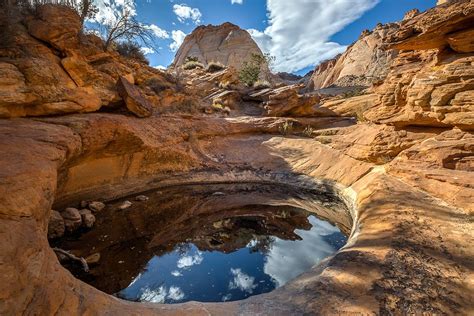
<box><xmin>172</xmin><ymin>22</ymin><xmax>267</xmax><ymax>71</ymax></box>
<box><xmin>307</xmin><ymin>22</ymin><xmax>399</xmax><ymax>90</ymax></box>
<box><xmin>0</xmin><ymin>1</ymin><xmax>473</xmax><ymax>315</ymax></box>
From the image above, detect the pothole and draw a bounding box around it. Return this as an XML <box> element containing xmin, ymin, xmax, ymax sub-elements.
<box><xmin>49</xmin><ymin>183</ymin><xmax>350</xmax><ymax>304</ymax></box>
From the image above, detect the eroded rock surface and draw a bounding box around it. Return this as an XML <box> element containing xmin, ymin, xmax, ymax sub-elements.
<box><xmin>0</xmin><ymin>1</ymin><xmax>473</xmax><ymax>315</ymax></box>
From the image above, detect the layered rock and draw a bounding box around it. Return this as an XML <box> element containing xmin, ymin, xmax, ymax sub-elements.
<box><xmin>0</xmin><ymin>4</ymin><xmax>178</xmax><ymax>118</ymax></box>
<box><xmin>307</xmin><ymin>23</ymin><xmax>399</xmax><ymax>90</ymax></box>
<box><xmin>172</xmin><ymin>22</ymin><xmax>268</xmax><ymax>72</ymax></box>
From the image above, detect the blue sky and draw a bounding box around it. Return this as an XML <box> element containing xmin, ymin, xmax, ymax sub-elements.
<box><xmin>90</xmin><ymin>0</ymin><xmax>437</xmax><ymax>74</ymax></box>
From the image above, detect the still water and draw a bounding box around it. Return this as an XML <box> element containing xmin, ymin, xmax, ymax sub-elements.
<box><xmin>52</xmin><ymin>183</ymin><xmax>349</xmax><ymax>304</ymax></box>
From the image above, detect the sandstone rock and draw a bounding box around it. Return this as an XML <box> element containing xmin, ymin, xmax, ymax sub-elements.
<box><xmin>389</xmin><ymin>1</ymin><xmax>474</xmax><ymax>51</ymax></box>
<box><xmin>88</xmin><ymin>201</ymin><xmax>105</xmax><ymax>213</ymax></box>
<box><xmin>264</xmin><ymin>85</ymin><xmax>325</xmax><ymax>117</ymax></box>
<box><xmin>61</xmin><ymin>208</ymin><xmax>82</xmax><ymax>233</ymax></box>
<box><xmin>47</xmin><ymin>210</ymin><xmax>65</xmax><ymax>239</ymax></box>
<box><xmin>85</xmin><ymin>253</ymin><xmax>101</xmax><ymax>264</ymax></box>
<box><xmin>307</xmin><ymin>23</ymin><xmax>399</xmax><ymax>90</ymax></box>
<box><xmin>117</xmin><ymin>77</ymin><xmax>153</xmax><ymax>117</ymax></box>
<box><xmin>79</xmin><ymin>209</ymin><xmax>96</xmax><ymax>228</ymax></box>
<box><xmin>0</xmin><ymin>62</ymin><xmax>37</xmax><ymax>111</ymax></box>
<box><xmin>119</xmin><ymin>201</ymin><xmax>132</xmax><ymax>210</ymax></box>
<box><xmin>26</xmin><ymin>4</ymin><xmax>81</xmax><ymax>52</ymax></box>
<box><xmin>173</xmin><ymin>23</ymin><xmax>269</xmax><ymax>73</ymax></box>
<box><xmin>135</xmin><ymin>195</ymin><xmax>149</xmax><ymax>202</ymax></box>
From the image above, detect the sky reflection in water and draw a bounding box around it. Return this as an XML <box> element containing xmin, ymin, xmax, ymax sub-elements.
<box><xmin>118</xmin><ymin>216</ymin><xmax>347</xmax><ymax>303</ymax></box>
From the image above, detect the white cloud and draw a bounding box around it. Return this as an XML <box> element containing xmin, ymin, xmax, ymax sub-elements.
<box><xmin>171</xmin><ymin>270</ymin><xmax>182</xmax><ymax>276</ymax></box>
<box><xmin>168</xmin><ymin>286</ymin><xmax>185</xmax><ymax>301</ymax></box>
<box><xmin>264</xmin><ymin>216</ymin><xmax>341</xmax><ymax>287</ymax></box>
<box><xmin>177</xmin><ymin>252</ymin><xmax>203</xmax><ymax>269</ymax></box>
<box><xmin>146</xmin><ymin>24</ymin><xmax>170</xmax><ymax>39</ymax></box>
<box><xmin>89</xmin><ymin>0</ymin><xmax>137</xmax><ymax>26</ymax></box>
<box><xmin>169</xmin><ymin>30</ymin><xmax>187</xmax><ymax>52</ymax></box>
<box><xmin>228</xmin><ymin>268</ymin><xmax>257</xmax><ymax>293</ymax></box>
<box><xmin>140</xmin><ymin>47</ymin><xmax>155</xmax><ymax>55</ymax></box>
<box><xmin>173</xmin><ymin>4</ymin><xmax>202</xmax><ymax>24</ymax></box>
<box><xmin>249</xmin><ymin>0</ymin><xmax>380</xmax><ymax>72</ymax></box>
<box><xmin>140</xmin><ymin>286</ymin><xmax>167</xmax><ymax>303</ymax></box>
<box><xmin>231</xmin><ymin>0</ymin><xmax>243</xmax><ymax>4</ymax></box>
<box><xmin>139</xmin><ymin>285</ymin><xmax>185</xmax><ymax>303</ymax></box>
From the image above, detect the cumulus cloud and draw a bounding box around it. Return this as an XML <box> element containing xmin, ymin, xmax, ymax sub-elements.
<box><xmin>231</xmin><ymin>0</ymin><xmax>243</xmax><ymax>4</ymax></box>
<box><xmin>146</xmin><ymin>24</ymin><xmax>170</xmax><ymax>39</ymax></box>
<box><xmin>177</xmin><ymin>251</ymin><xmax>203</xmax><ymax>269</ymax></box>
<box><xmin>264</xmin><ymin>216</ymin><xmax>341</xmax><ymax>287</ymax></box>
<box><xmin>89</xmin><ymin>0</ymin><xmax>137</xmax><ymax>25</ymax></box>
<box><xmin>169</xmin><ymin>30</ymin><xmax>187</xmax><ymax>52</ymax></box>
<box><xmin>140</xmin><ymin>47</ymin><xmax>155</xmax><ymax>55</ymax></box>
<box><xmin>173</xmin><ymin>4</ymin><xmax>202</xmax><ymax>24</ymax></box>
<box><xmin>228</xmin><ymin>268</ymin><xmax>257</xmax><ymax>293</ymax></box>
<box><xmin>168</xmin><ymin>286</ymin><xmax>185</xmax><ymax>301</ymax></box>
<box><xmin>249</xmin><ymin>0</ymin><xmax>380</xmax><ymax>72</ymax></box>
<box><xmin>171</xmin><ymin>270</ymin><xmax>183</xmax><ymax>276</ymax></box>
<box><xmin>139</xmin><ymin>286</ymin><xmax>185</xmax><ymax>303</ymax></box>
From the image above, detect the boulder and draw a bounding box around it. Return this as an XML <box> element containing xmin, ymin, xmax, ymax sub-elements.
<box><xmin>47</xmin><ymin>210</ymin><xmax>65</xmax><ymax>239</ymax></box>
<box><xmin>88</xmin><ymin>201</ymin><xmax>105</xmax><ymax>213</ymax></box>
<box><xmin>264</xmin><ymin>85</ymin><xmax>324</xmax><ymax>117</ymax></box>
<box><xmin>79</xmin><ymin>209</ymin><xmax>96</xmax><ymax>228</ymax></box>
<box><xmin>61</xmin><ymin>208</ymin><xmax>82</xmax><ymax>233</ymax></box>
<box><xmin>117</xmin><ymin>77</ymin><xmax>153</xmax><ymax>117</ymax></box>
<box><xmin>173</xmin><ymin>22</ymin><xmax>268</xmax><ymax>74</ymax></box>
<box><xmin>26</xmin><ymin>4</ymin><xmax>81</xmax><ymax>52</ymax></box>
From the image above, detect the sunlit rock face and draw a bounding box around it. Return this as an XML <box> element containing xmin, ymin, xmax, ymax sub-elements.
<box><xmin>172</xmin><ymin>22</ymin><xmax>268</xmax><ymax>71</ymax></box>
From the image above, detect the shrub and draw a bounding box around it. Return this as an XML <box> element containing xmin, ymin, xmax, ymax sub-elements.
<box><xmin>183</xmin><ymin>61</ymin><xmax>204</xmax><ymax>70</ymax></box>
<box><xmin>302</xmin><ymin>126</ymin><xmax>314</xmax><ymax>138</ymax></box>
<box><xmin>185</xmin><ymin>56</ymin><xmax>199</xmax><ymax>63</ymax></box>
<box><xmin>278</xmin><ymin>121</ymin><xmax>294</xmax><ymax>136</ymax></box>
<box><xmin>115</xmin><ymin>41</ymin><xmax>149</xmax><ymax>64</ymax></box>
<box><xmin>205</xmin><ymin>61</ymin><xmax>226</xmax><ymax>73</ymax></box>
<box><xmin>239</xmin><ymin>53</ymin><xmax>275</xmax><ymax>87</ymax></box>
<box><xmin>253</xmin><ymin>80</ymin><xmax>271</xmax><ymax>90</ymax></box>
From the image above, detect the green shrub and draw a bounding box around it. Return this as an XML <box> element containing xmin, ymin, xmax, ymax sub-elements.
<box><xmin>115</xmin><ymin>41</ymin><xmax>149</xmax><ymax>64</ymax></box>
<box><xmin>253</xmin><ymin>80</ymin><xmax>271</xmax><ymax>90</ymax></box>
<box><xmin>185</xmin><ymin>56</ymin><xmax>199</xmax><ymax>63</ymax></box>
<box><xmin>206</xmin><ymin>61</ymin><xmax>226</xmax><ymax>73</ymax></box>
<box><xmin>183</xmin><ymin>61</ymin><xmax>204</xmax><ymax>70</ymax></box>
<box><xmin>239</xmin><ymin>53</ymin><xmax>275</xmax><ymax>86</ymax></box>
<box><xmin>302</xmin><ymin>126</ymin><xmax>314</xmax><ymax>137</ymax></box>
<box><xmin>278</xmin><ymin>121</ymin><xmax>294</xmax><ymax>136</ymax></box>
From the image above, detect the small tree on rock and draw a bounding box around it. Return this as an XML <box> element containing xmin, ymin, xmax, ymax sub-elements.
<box><xmin>239</xmin><ymin>53</ymin><xmax>275</xmax><ymax>87</ymax></box>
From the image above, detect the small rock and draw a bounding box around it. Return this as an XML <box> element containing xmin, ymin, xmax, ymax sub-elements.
<box><xmin>79</xmin><ymin>209</ymin><xmax>96</xmax><ymax>228</ymax></box>
<box><xmin>135</xmin><ymin>195</ymin><xmax>149</xmax><ymax>202</ymax></box>
<box><xmin>88</xmin><ymin>201</ymin><xmax>105</xmax><ymax>213</ymax></box>
<box><xmin>119</xmin><ymin>200</ymin><xmax>132</xmax><ymax>210</ymax></box>
<box><xmin>85</xmin><ymin>253</ymin><xmax>101</xmax><ymax>264</ymax></box>
<box><xmin>61</xmin><ymin>207</ymin><xmax>82</xmax><ymax>233</ymax></box>
<box><xmin>212</xmin><ymin>192</ymin><xmax>225</xmax><ymax>196</ymax></box>
<box><xmin>47</xmin><ymin>210</ymin><xmax>65</xmax><ymax>239</ymax></box>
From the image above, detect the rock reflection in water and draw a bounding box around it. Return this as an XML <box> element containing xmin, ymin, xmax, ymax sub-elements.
<box><xmin>52</xmin><ymin>183</ymin><xmax>348</xmax><ymax>303</ymax></box>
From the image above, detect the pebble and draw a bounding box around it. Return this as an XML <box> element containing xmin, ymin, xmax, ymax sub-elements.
<box><xmin>135</xmin><ymin>195</ymin><xmax>149</xmax><ymax>202</ymax></box>
<box><xmin>85</xmin><ymin>253</ymin><xmax>101</xmax><ymax>264</ymax></box>
<box><xmin>119</xmin><ymin>201</ymin><xmax>132</xmax><ymax>210</ymax></box>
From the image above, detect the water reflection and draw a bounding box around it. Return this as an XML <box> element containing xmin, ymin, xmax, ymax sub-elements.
<box><xmin>119</xmin><ymin>215</ymin><xmax>345</xmax><ymax>303</ymax></box>
<box><xmin>52</xmin><ymin>183</ymin><xmax>349</xmax><ymax>303</ymax></box>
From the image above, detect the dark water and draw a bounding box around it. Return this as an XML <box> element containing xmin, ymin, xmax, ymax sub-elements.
<box><xmin>53</xmin><ymin>183</ymin><xmax>349</xmax><ymax>304</ymax></box>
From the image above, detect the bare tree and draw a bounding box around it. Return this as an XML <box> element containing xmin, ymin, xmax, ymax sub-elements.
<box><xmin>78</xmin><ymin>0</ymin><xmax>97</xmax><ymax>26</ymax></box>
<box><xmin>102</xmin><ymin>9</ymin><xmax>157</xmax><ymax>51</ymax></box>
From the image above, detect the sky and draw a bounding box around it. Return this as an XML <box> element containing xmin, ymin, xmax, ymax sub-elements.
<box><xmin>88</xmin><ymin>0</ymin><xmax>437</xmax><ymax>75</ymax></box>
